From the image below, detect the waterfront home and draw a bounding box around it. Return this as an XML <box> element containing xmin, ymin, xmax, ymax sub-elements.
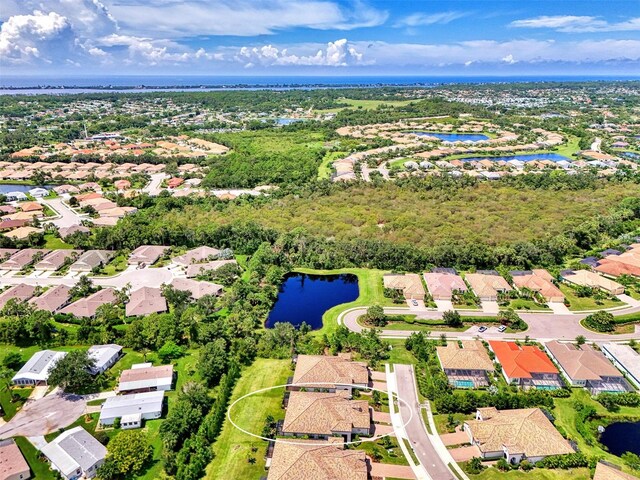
<box><xmin>28</xmin><ymin>187</ymin><xmax>49</xmax><ymax>198</ymax></box>
<box><xmin>560</xmin><ymin>270</ymin><xmax>625</xmax><ymax>295</ymax></box>
<box><xmin>5</xmin><ymin>191</ymin><xmax>27</xmax><ymax>202</ymax></box>
<box><xmin>125</xmin><ymin>287</ymin><xmax>167</xmax><ymax>317</ymax></box>
<box><xmin>437</xmin><ymin>340</ymin><xmax>495</xmax><ymax>388</ymax></box>
<box><xmin>118</xmin><ymin>364</ymin><xmax>174</xmax><ymax>393</ymax></box>
<box><xmin>464</xmin><ymin>407</ymin><xmax>573</xmax><ymax>464</ymax></box>
<box><xmin>382</xmin><ymin>273</ymin><xmax>425</xmax><ymax>300</ymax></box>
<box><xmin>59</xmin><ymin>288</ymin><xmax>118</xmax><ymax>318</ymax></box>
<box><xmin>28</xmin><ymin>285</ymin><xmax>72</xmax><ymax>313</ymax></box>
<box><xmin>41</xmin><ymin>427</ymin><xmax>106</xmax><ymax>480</ymax></box>
<box><xmin>509</xmin><ymin>269</ymin><xmax>565</xmax><ymax>303</ymax></box>
<box><xmin>11</xmin><ymin>350</ymin><xmax>67</xmax><ymax>386</ymax></box>
<box><xmin>88</xmin><ymin>344</ymin><xmax>122</xmax><ymax>375</ymax></box>
<box><xmin>489</xmin><ymin>341</ymin><xmax>562</xmax><ymax>390</ymax></box>
<box><xmin>465</xmin><ymin>271</ymin><xmax>512</xmax><ymax>301</ymax></box>
<box><xmin>282</xmin><ymin>391</ymin><xmax>371</xmax><ymax>442</ymax></box>
<box><xmin>290</xmin><ymin>354</ymin><xmax>369</xmax><ymax>395</ymax></box>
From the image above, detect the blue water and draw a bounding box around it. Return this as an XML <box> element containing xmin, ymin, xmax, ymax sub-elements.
<box><xmin>455</xmin><ymin>380</ymin><xmax>475</xmax><ymax>389</ymax></box>
<box><xmin>458</xmin><ymin>153</ymin><xmax>571</xmax><ymax>163</ymax></box>
<box><xmin>412</xmin><ymin>132</ymin><xmax>489</xmax><ymax>142</ymax></box>
<box><xmin>600</xmin><ymin>422</ymin><xmax>640</xmax><ymax>456</ymax></box>
<box><xmin>0</xmin><ymin>184</ymin><xmax>54</xmax><ymax>194</ymax></box>
<box><xmin>266</xmin><ymin>273</ymin><xmax>359</xmax><ymax>330</ymax></box>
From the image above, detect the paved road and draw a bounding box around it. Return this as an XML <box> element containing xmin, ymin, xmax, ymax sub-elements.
<box><xmin>342</xmin><ymin>306</ymin><xmax>640</xmax><ymax>341</ymax></box>
<box><xmin>0</xmin><ymin>393</ymin><xmax>86</xmax><ymax>439</ymax></box>
<box><xmin>40</xmin><ymin>197</ymin><xmax>85</xmax><ymax>228</ymax></box>
<box><xmin>143</xmin><ymin>173</ymin><xmax>169</xmax><ymax>196</ymax></box>
<box><xmin>395</xmin><ymin>364</ymin><xmax>455</xmax><ymax>480</ymax></box>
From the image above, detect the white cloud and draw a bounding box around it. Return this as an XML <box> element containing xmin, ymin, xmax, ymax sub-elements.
<box><xmin>502</xmin><ymin>54</ymin><xmax>516</xmax><ymax>64</ymax></box>
<box><xmin>511</xmin><ymin>15</ymin><xmax>640</xmax><ymax>33</ymax></box>
<box><xmin>396</xmin><ymin>11</ymin><xmax>468</xmax><ymax>27</ymax></box>
<box><xmin>0</xmin><ymin>10</ymin><xmax>74</xmax><ymax>64</ymax></box>
<box><xmin>102</xmin><ymin>0</ymin><xmax>387</xmax><ymax>38</ymax></box>
<box><xmin>235</xmin><ymin>38</ymin><xmax>364</xmax><ymax>67</ymax></box>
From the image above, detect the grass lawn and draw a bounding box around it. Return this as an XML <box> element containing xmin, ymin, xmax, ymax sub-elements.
<box><xmin>318</xmin><ymin>151</ymin><xmax>346</xmax><ymax>180</ymax></box>
<box><xmin>206</xmin><ymin>358</ymin><xmax>292</xmax><ymax>480</ymax></box>
<box><xmin>553</xmin><ymin>389</ymin><xmax>640</xmax><ymax>473</ymax></box>
<box><xmin>508</xmin><ymin>299</ymin><xmax>550</xmax><ymax>311</ymax></box>
<box><xmin>468</xmin><ymin>467</ymin><xmax>591</xmax><ymax>480</ymax></box>
<box><xmin>554</xmin><ymin>135</ymin><xmax>582</xmax><ymax>159</ymax></box>
<box><xmin>293</xmin><ymin>267</ymin><xmax>393</xmax><ymax>337</ymax></box>
<box><xmin>0</xmin><ymin>387</ymin><xmax>31</xmax><ymax>420</ymax></box>
<box><xmin>353</xmin><ymin>436</ymin><xmax>409</xmax><ymax>466</ymax></box>
<box><xmin>96</xmin><ymin>254</ymin><xmax>128</xmax><ymax>276</ymax></box>
<box><xmin>15</xmin><ymin>437</ymin><xmax>53</xmax><ymax>479</ymax></box>
<box><xmin>433</xmin><ymin>413</ymin><xmax>473</xmax><ymax>434</ymax></box>
<box><xmin>43</xmin><ymin>233</ymin><xmax>74</xmax><ymax>249</ymax></box>
<box><xmin>136</xmin><ymin>419</ymin><xmax>164</xmax><ymax>480</ymax></box>
<box><xmin>559</xmin><ymin>285</ymin><xmax>623</xmax><ymax>311</ymax></box>
<box><xmin>387</xmin><ymin>339</ymin><xmax>417</xmax><ymax>365</ymax></box>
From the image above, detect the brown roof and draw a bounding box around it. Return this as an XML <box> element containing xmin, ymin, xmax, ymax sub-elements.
<box><xmin>169</xmin><ymin>278</ymin><xmax>223</xmax><ymax>299</ymax></box>
<box><xmin>465</xmin><ymin>271</ymin><xmax>512</xmax><ymax>299</ymax></box>
<box><xmin>1</xmin><ymin>249</ymin><xmax>50</xmax><ymax>270</ymax></box>
<box><xmin>0</xmin><ymin>438</ymin><xmax>30</xmax><ymax>480</ymax></box>
<box><xmin>561</xmin><ymin>270</ymin><xmax>624</xmax><ymax>294</ymax></box>
<box><xmin>0</xmin><ymin>248</ymin><xmax>18</xmax><ymax>260</ymax></box>
<box><xmin>58</xmin><ymin>225</ymin><xmax>90</xmax><ymax>238</ymax></box>
<box><xmin>173</xmin><ymin>246</ymin><xmax>221</xmax><ymax>266</ymax></box>
<box><xmin>128</xmin><ymin>245</ymin><xmax>169</xmax><ymax>265</ymax></box>
<box><xmin>34</xmin><ymin>249</ymin><xmax>80</xmax><ymax>271</ymax></box>
<box><xmin>126</xmin><ymin>287</ymin><xmax>167</xmax><ymax>317</ymax></box>
<box><xmin>119</xmin><ymin>364</ymin><xmax>173</xmax><ymax>388</ymax></box>
<box><xmin>19</xmin><ymin>201</ymin><xmax>44</xmax><ymax>212</ymax></box>
<box><xmin>593</xmin><ymin>463</ymin><xmax>640</xmax><ymax>480</ymax></box>
<box><xmin>545</xmin><ymin>341</ymin><xmax>623</xmax><ymax>382</ymax></box>
<box><xmin>510</xmin><ymin>269</ymin><xmax>564</xmax><ymax>302</ymax></box>
<box><xmin>437</xmin><ymin>340</ymin><xmax>495</xmax><ymax>372</ymax></box>
<box><xmin>267</xmin><ymin>441</ymin><xmax>367</xmax><ymax>480</ymax></box>
<box><xmin>465</xmin><ymin>408</ymin><xmax>573</xmax><ymax>457</ymax></box>
<box><xmin>3</xmin><ymin>226</ymin><xmax>44</xmax><ymax>240</ymax></box>
<box><xmin>292</xmin><ymin>355</ymin><xmax>369</xmax><ymax>389</ymax></box>
<box><xmin>283</xmin><ymin>391</ymin><xmax>370</xmax><ymax>436</ymax></box>
<box><xmin>29</xmin><ymin>284</ymin><xmax>72</xmax><ymax>312</ymax></box>
<box><xmin>59</xmin><ymin>288</ymin><xmax>117</xmax><ymax>318</ymax></box>
<box><xmin>0</xmin><ymin>283</ymin><xmax>36</xmax><ymax>309</ymax></box>
<box><xmin>382</xmin><ymin>273</ymin><xmax>425</xmax><ymax>299</ymax></box>
<box><xmin>423</xmin><ymin>271</ymin><xmax>467</xmax><ymax>299</ymax></box>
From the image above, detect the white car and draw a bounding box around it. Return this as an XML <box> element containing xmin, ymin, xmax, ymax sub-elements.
<box><xmin>478</xmin><ymin>326</ymin><xmax>488</xmax><ymax>333</ymax></box>
<box><xmin>497</xmin><ymin>325</ymin><xmax>507</xmax><ymax>333</ymax></box>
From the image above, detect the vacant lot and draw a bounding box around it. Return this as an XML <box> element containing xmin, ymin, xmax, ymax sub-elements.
<box><xmin>174</xmin><ymin>182</ymin><xmax>638</xmax><ymax>248</ymax></box>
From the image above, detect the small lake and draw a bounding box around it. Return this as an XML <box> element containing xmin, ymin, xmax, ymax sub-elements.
<box><xmin>0</xmin><ymin>183</ymin><xmax>54</xmax><ymax>194</ymax></box>
<box><xmin>412</xmin><ymin>132</ymin><xmax>490</xmax><ymax>142</ymax></box>
<box><xmin>266</xmin><ymin>273</ymin><xmax>359</xmax><ymax>330</ymax></box>
<box><xmin>600</xmin><ymin>422</ymin><xmax>640</xmax><ymax>456</ymax></box>
<box><xmin>458</xmin><ymin>153</ymin><xmax>571</xmax><ymax>163</ymax></box>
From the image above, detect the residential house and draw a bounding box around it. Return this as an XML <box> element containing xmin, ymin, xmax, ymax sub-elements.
<box><xmin>88</xmin><ymin>344</ymin><xmax>122</xmax><ymax>375</ymax></box>
<box><xmin>1</xmin><ymin>249</ymin><xmax>49</xmax><ymax>271</ymax></box>
<box><xmin>266</xmin><ymin>441</ymin><xmax>367</xmax><ymax>480</ymax></box>
<box><xmin>510</xmin><ymin>269</ymin><xmax>565</xmax><ymax>303</ymax></box>
<box><xmin>28</xmin><ymin>187</ymin><xmax>49</xmax><ymax>198</ymax></box>
<box><xmin>58</xmin><ymin>225</ymin><xmax>90</xmax><ymax>239</ymax></box>
<box><xmin>41</xmin><ymin>426</ymin><xmax>106</xmax><ymax>480</ymax></box>
<box><xmin>423</xmin><ymin>269</ymin><xmax>467</xmax><ymax>300</ymax></box>
<box><xmin>3</xmin><ymin>226</ymin><xmax>44</xmax><ymax>241</ymax></box>
<box><xmin>595</xmin><ymin>244</ymin><xmax>640</xmax><ymax>278</ymax></box>
<box><xmin>464</xmin><ymin>407</ymin><xmax>573</xmax><ymax>464</ymax></box>
<box><xmin>0</xmin><ymin>219</ymin><xmax>29</xmax><ymax>232</ymax></box>
<box><xmin>118</xmin><ymin>364</ymin><xmax>174</xmax><ymax>393</ymax></box>
<box><xmin>599</xmin><ymin>343</ymin><xmax>640</xmax><ymax>389</ymax></box>
<box><xmin>282</xmin><ymin>391</ymin><xmax>371</xmax><ymax>442</ymax></box>
<box><xmin>0</xmin><ymin>284</ymin><xmax>37</xmax><ymax>309</ymax></box>
<box><xmin>173</xmin><ymin>246</ymin><xmax>221</xmax><ymax>266</ymax></box>
<box><xmin>0</xmin><ymin>248</ymin><xmax>18</xmax><ymax>261</ymax></box>
<box><xmin>593</xmin><ymin>462</ymin><xmax>640</xmax><ymax>480</ymax></box>
<box><xmin>545</xmin><ymin>341</ymin><xmax>630</xmax><ymax>394</ymax></box>
<box><xmin>128</xmin><ymin>245</ymin><xmax>169</xmax><ymax>265</ymax></box>
<box><xmin>560</xmin><ymin>270</ymin><xmax>625</xmax><ymax>295</ymax></box>
<box><xmin>19</xmin><ymin>202</ymin><xmax>43</xmax><ymax>213</ymax></box>
<box><xmin>59</xmin><ymin>288</ymin><xmax>118</xmax><ymax>318</ymax></box>
<box><xmin>125</xmin><ymin>287</ymin><xmax>167</xmax><ymax>317</ymax></box>
<box><xmin>4</xmin><ymin>192</ymin><xmax>27</xmax><ymax>202</ymax></box>
<box><xmin>437</xmin><ymin>340</ymin><xmax>495</xmax><ymax>388</ymax></box>
<box><xmin>382</xmin><ymin>273</ymin><xmax>425</xmax><ymax>300</ymax></box>
<box><xmin>465</xmin><ymin>271</ymin><xmax>512</xmax><ymax>301</ymax></box>
<box><xmin>53</xmin><ymin>185</ymin><xmax>80</xmax><ymax>195</ymax></box>
<box><xmin>28</xmin><ymin>285</ymin><xmax>72</xmax><ymax>313</ymax></box>
<box><xmin>290</xmin><ymin>355</ymin><xmax>369</xmax><ymax>395</ymax></box>
<box><xmin>489</xmin><ymin>341</ymin><xmax>563</xmax><ymax>390</ymax></box>
<box><xmin>99</xmin><ymin>391</ymin><xmax>164</xmax><ymax>429</ymax></box>
<box><xmin>68</xmin><ymin>250</ymin><xmax>114</xmax><ymax>272</ymax></box>
<box><xmin>113</xmin><ymin>179</ymin><xmax>131</xmax><ymax>190</ymax></box>
<box><xmin>169</xmin><ymin>278</ymin><xmax>223</xmax><ymax>299</ymax></box>
<box><xmin>185</xmin><ymin>259</ymin><xmax>237</xmax><ymax>278</ymax></box>
<box><xmin>11</xmin><ymin>350</ymin><xmax>67</xmax><ymax>386</ymax></box>
<box><xmin>167</xmin><ymin>177</ymin><xmax>184</xmax><ymax>189</ymax></box>
<box><xmin>34</xmin><ymin>250</ymin><xmax>80</xmax><ymax>271</ymax></box>
<box><xmin>0</xmin><ymin>438</ymin><xmax>31</xmax><ymax>480</ymax></box>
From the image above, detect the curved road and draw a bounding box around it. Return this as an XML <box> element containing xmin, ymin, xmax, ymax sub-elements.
<box><xmin>341</xmin><ymin>306</ymin><xmax>640</xmax><ymax>341</ymax></box>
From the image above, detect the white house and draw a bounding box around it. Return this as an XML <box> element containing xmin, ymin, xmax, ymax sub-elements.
<box><xmin>99</xmin><ymin>391</ymin><xmax>164</xmax><ymax>428</ymax></box>
<box><xmin>600</xmin><ymin>343</ymin><xmax>640</xmax><ymax>389</ymax></box>
<box><xmin>5</xmin><ymin>191</ymin><xmax>28</xmax><ymax>202</ymax></box>
<box><xmin>117</xmin><ymin>364</ymin><xmax>174</xmax><ymax>393</ymax></box>
<box><xmin>12</xmin><ymin>350</ymin><xmax>66</xmax><ymax>386</ymax></box>
<box><xmin>87</xmin><ymin>344</ymin><xmax>122</xmax><ymax>375</ymax></box>
<box><xmin>28</xmin><ymin>187</ymin><xmax>49</xmax><ymax>198</ymax></box>
<box><xmin>41</xmin><ymin>426</ymin><xmax>106</xmax><ymax>480</ymax></box>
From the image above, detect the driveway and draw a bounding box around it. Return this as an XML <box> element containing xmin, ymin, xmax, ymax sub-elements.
<box><xmin>481</xmin><ymin>301</ymin><xmax>499</xmax><ymax>314</ymax></box>
<box><xmin>394</xmin><ymin>364</ymin><xmax>456</xmax><ymax>480</ymax></box>
<box><xmin>143</xmin><ymin>173</ymin><xmax>168</xmax><ymax>196</ymax></box>
<box><xmin>434</xmin><ymin>300</ymin><xmax>454</xmax><ymax>312</ymax></box>
<box><xmin>449</xmin><ymin>445</ymin><xmax>481</xmax><ymax>462</ymax></box>
<box><xmin>0</xmin><ymin>393</ymin><xmax>86</xmax><ymax>439</ymax></box>
<box><xmin>370</xmin><ymin>463</ymin><xmax>416</xmax><ymax>479</ymax></box>
<box><xmin>440</xmin><ymin>428</ymin><xmax>470</xmax><ymax>447</ymax></box>
<box><xmin>548</xmin><ymin>302</ymin><xmax>572</xmax><ymax>315</ymax></box>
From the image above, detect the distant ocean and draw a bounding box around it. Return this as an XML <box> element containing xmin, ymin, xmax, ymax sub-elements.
<box><xmin>1</xmin><ymin>75</ymin><xmax>638</xmax><ymax>95</ymax></box>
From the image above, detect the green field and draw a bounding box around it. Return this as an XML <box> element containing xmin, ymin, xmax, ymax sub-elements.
<box><xmin>469</xmin><ymin>467</ymin><xmax>591</xmax><ymax>480</ymax></box>
<box><xmin>15</xmin><ymin>437</ymin><xmax>53</xmax><ymax>479</ymax></box>
<box><xmin>0</xmin><ymin>387</ymin><xmax>31</xmax><ymax>420</ymax></box>
<box><xmin>206</xmin><ymin>359</ymin><xmax>292</xmax><ymax>480</ymax></box>
<box><xmin>43</xmin><ymin>233</ymin><xmax>74</xmax><ymax>249</ymax></box>
<box><xmin>318</xmin><ymin>151</ymin><xmax>347</xmax><ymax>180</ymax></box>
<box><xmin>559</xmin><ymin>284</ymin><xmax>623</xmax><ymax>311</ymax></box>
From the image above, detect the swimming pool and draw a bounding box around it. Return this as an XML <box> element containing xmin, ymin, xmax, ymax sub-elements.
<box><xmin>455</xmin><ymin>380</ymin><xmax>475</xmax><ymax>389</ymax></box>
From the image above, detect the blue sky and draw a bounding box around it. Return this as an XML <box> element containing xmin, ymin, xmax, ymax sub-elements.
<box><xmin>1</xmin><ymin>0</ymin><xmax>639</xmax><ymax>75</ymax></box>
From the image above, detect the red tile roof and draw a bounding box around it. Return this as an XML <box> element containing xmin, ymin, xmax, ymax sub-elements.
<box><xmin>489</xmin><ymin>341</ymin><xmax>558</xmax><ymax>379</ymax></box>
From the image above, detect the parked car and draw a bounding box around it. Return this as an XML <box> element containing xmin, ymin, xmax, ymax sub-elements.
<box><xmin>411</xmin><ymin>300</ymin><xmax>418</xmax><ymax>306</ymax></box>
<box><xmin>497</xmin><ymin>325</ymin><xmax>507</xmax><ymax>332</ymax></box>
<box><xmin>478</xmin><ymin>326</ymin><xmax>488</xmax><ymax>333</ymax></box>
